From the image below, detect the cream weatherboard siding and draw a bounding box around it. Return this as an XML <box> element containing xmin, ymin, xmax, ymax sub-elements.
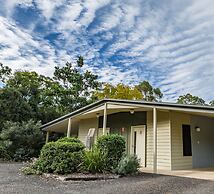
<box><xmin>146</xmin><ymin>111</ymin><xmax>171</xmax><ymax>170</ymax></box>
<box><xmin>170</xmin><ymin>111</ymin><xmax>192</xmax><ymax>170</ymax></box>
<box><xmin>78</xmin><ymin>117</ymin><xmax>98</xmax><ymax>145</ymax></box>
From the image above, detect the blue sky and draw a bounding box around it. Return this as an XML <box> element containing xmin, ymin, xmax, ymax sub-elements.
<box><xmin>0</xmin><ymin>0</ymin><xmax>213</xmax><ymax>102</ymax></box>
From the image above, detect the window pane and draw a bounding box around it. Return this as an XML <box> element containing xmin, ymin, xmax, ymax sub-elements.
<box><xmin>182</xmin><ymin>125</ymin><xmax>192</xmax><ymax>156</ymax></box>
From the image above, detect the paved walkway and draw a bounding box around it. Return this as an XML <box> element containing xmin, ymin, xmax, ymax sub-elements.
<box><xmin>0</xmin><ymin>162</ymin><xmax>214</xmax><ymax>194</ymax></box>
<box><xmin>141</xmin><ymin>168</ymin><xmax>214</xmax><ymax>181</ymax></box>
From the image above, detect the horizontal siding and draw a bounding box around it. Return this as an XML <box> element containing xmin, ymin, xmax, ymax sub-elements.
<box><xmin>146</xmin><ymin>111</ymin><xmax>171</xmax><ymax>170</ymax></box>
<box><xmin>171</xmin><ymin>111</ymin><xmax>192</xmax><ymax>170</ymax></box>
<box><xmin>78</xmin><ymin>118</ymin><xmax>98</xmax><ymax>145</ymax></box>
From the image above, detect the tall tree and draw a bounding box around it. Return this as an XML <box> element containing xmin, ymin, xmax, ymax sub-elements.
<box><xmin>0</xmin><ymin>63</ymin><xmax>11</xmax><ymax>83</ymax></box>
<box><xmin>94</xmin><ymin>83</ymin><xmax>143</xmax><ymax>100</ymax></box>
<box><xmin>0</xmin><ymin>57</ymin><xmax>101</xmax><ymax>124</ymax></box>
<box><xmin>177</xmin><ymin>93</ymin><xmax>206</xmax><ymax>105</ymax></box>
<box><xmin>0</xmin><ymin>88</ymin><xmax>33</xmax><ymax>129</ymax></box>
<box><xmin>210</xmin><ymin>100</ymin><xmax>214</xmax><ymax>106</ymax></box>
<box><xmin>53</xmin><ymin>59</ymin><xmax>100</xmax><ymax>112</ymax></box>
<box><xmin>136</xmin><ymin>81</ymin><xmax>163</xmax><ymax>101</ymax></box>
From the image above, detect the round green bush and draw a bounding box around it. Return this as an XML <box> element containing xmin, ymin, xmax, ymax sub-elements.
<box><xmin>97</xmin><ymin>134</ymin><xmax>126</xmax><ymax>170</ymax></box>
<box><xmin>56</xmin><ymin>137</ymin><xmax>81</xmax><ymax>144</ymax></box>
<box><xmin>35</xmin><ymin>140</ymin><xmax>85</xmax><ymax>174</ymax></box>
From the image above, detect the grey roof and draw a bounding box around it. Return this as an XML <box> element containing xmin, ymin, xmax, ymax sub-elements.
<box><xmin>41</xmin><ymin>98</ymin><xmax>214</xmax><ymax>129</ymax></box>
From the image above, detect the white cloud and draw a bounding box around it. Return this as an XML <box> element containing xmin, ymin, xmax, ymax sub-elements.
<box><xmin>0</xmin><ymin>0</ymin><xmax>214</xmax><ymax>102</ymax></box>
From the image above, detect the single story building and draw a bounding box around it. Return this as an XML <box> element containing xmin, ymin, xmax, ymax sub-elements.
<box><xmin>41</xmin><ymin>99</ymin><xmax>214</xmax><ymax>173</ymax></box>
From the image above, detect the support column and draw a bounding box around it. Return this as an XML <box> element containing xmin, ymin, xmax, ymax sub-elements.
<box><xmin>153</xmin><ymin>107</ymin><xmax>157</xmax><ymax>173</ymax></box>
<box><xmin>67</xmin><ymin>118</ymin><xmax>72</xmax><ymax>137</ymax></box>
<box><xmin>46</xmin><ymin>131</ymin><xmax>49</xmax><ymax>144</ymax></box>
<box><xmin>102</xmin><ymin>103</ymin><xmax>108</xmax><ymax>135</ymax></box>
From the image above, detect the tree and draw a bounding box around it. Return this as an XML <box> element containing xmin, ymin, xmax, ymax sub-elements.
<box><xmin>0</xmin><ymin>120</ymin><xmax>44</xmax><ymax>161</ymax></box>
<box><xmin>94</xmin><ymin>83</ymin><xmax>143</xmax><ymax>100</ymax></box>
<box><xmin>0</xmin><ymin>88</ymin><xmax>33</xmax><ymax>128</ymax></box>
<box><xmin>53</xmin><ymin>59</ymin><xmax>100</xmax><ymax>112</ymax></box>
<box><xmin>4</xmin><ymin>71</ymin><xmax>63</xmax><ymax>123</ymax></box>
<box><xmin>177</xmin><ymin>93</ymin><xmax>206</xmax><ymax>105</ymax></box>
<box><xmin>210</xmin><ymin>100</ymin><xmax>214</xmax><ymax>106</ymax></box>
<box><xmin>0</xmin><ymin>57</ymin><xmax>101</xmax><ymax>124</ymax></box>
<box><xmin>136</xmin><ymin>81</ymin><xmax>163</xmax><ymax>101</ymax></box>
<box><xmin>0</xmin><ymin>63</ymin><xmax>11</xmax><ymax>83</ymax></box>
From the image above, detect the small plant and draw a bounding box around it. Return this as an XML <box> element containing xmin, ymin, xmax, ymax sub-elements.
<box><xmin>21</xmin><ymin>166</ymin><xmax>41</xmax><ymax>175</ymax></box>
<box><xmin>115</xmin><ymin>155</ymin><xmax>140</xmax><ymax>176</ymax></box>
<box><xmin>97</xmin><ymin>134</ymin><xmax>126</xmax><ymax>170</ymax></box>
<box><xmin>81</xmin><ymin>147</ymin><xmax>107</xmax><ymax>174</ymax></box>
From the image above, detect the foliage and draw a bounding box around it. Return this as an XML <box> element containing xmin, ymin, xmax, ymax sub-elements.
<box><xmin>53</xmin><ymin>61</ymin><xmax>101</xmax><ymax>112</ymax></box>
<box><xmin>35</xmin><ymin>140</ymin><xmax>85</xmax><ymax>174</ymax></box>
<box><xmin>0</xmin><ymin>63</ymin><xmax>11</xmax><ymax>82</ymax></box>
<box><xmin>115</xmin><ymin>155</ymin><xmax>140</xmax><ymax>175</ymax></box>
<box><xmin>0</xmin><ymin>88</ymin><xmax>33</xmax><ymax>128</ymax></box>
<box><xmin>136</xmin><ymin>81</ymin><xmax>163</xmax><ymax>102</ymax></box>
<box><xmin>210</xmin><ymin>100</ymin><xmax>214</xmax><ymax>106</ymax></box>
<box><xmin>94</xmin><ymin>81</ymin><xmax>163</xmax><ymax>102</ymax></box>
<box><xmin>0</xmin><ymin>120</ymin><xmax>43</xmax><ymax>161</ymax></box>
<box><xmin>177</xmin><ymin>93</ymin><xmax>206</xmax><ymax>105</ymax></box>
<box><xmin>21</xmin><ymin>166</ymin><xmax>41</xmax><ymax>175</ymax></box>
<box><xmin>94</xmin><ymin>83</ymin><xmax>143</xmax><ymax>100</ymax></box>
<box><xmin>97</xmin><ymin>134</ymin><xmax>126</xmax><ymax>170</ymax></box>
<box><xmin>81</xmin><ymin>147</ymin><xmax>107</xmax><ymax>174</ymax></box>
<box><xmin>56</xmin><ymin>137</ymin><xmax>81</xmax><ymax>144</ymax></box>
<box><xmin>0</xmin><ymin>58</ymin><xmax>101</xmax><ymax>125</ymax></box>
<box><xmin>0</xmin><ymin>145</ymin><xmax>11</xmax><ymax>160</ymax></box>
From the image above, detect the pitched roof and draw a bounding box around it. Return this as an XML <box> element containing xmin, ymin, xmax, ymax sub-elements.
<box><xmin>41</xmin><ymin>98</ymin><xmax>214</xmax><ymax>129</ymax></box>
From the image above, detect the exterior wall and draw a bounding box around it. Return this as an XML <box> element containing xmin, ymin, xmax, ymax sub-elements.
<box><xmin>170</xmin><ymin>111</ymin><xmax>192</xmax><ymax>170</ymax></box>
<box><xmin>78</xmin><ymin>117</ymin><xmax>98</xmax><ymax>145</ymax></box>
<box><xmin>146</xmin><ymin>111</ymin><xmax>171</xmax><ymax>170</ymax></box>
<box><xmin>99</xmin><ymin>112</ymin><xmax>147</xmax><ymax>153</ymax></box>
<box><xmin>191</xmin><ymin>115</ymin><xmax>214</xmax><ymax>168</ymax></box>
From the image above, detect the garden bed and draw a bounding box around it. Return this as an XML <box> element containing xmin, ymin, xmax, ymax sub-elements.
<box><xmin>43</xmin><ymin>172</ymin><xmax>120</xmax><ymax>181</ymax></box>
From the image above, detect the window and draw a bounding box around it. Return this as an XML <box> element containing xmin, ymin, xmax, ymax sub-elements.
<box><xmin>133</xmin><ymin>131</ymin><xmax>137</xmax><ymax>155</ymax></box>
<box><xmin>182</xmin><ymin>125</ymin><xmax>192</xmax><ymax>156</ymax></box>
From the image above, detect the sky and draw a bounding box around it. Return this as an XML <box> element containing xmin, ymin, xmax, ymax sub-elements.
<box><xmin>0</xmin><ymin>0</ymin><xmax>213</xmax><ymax>102</ymax></box>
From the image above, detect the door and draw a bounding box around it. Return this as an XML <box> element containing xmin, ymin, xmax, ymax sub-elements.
<box><xmin>130</xmin><ymin>125</ymin><xmax>146</xmax><ymax>167</ymax></box>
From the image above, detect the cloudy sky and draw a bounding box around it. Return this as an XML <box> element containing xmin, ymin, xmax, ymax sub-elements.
<box><xmin>0</xmin><ymin>0</ymin><xmax>213</xmax><ymax>102</ymax></box>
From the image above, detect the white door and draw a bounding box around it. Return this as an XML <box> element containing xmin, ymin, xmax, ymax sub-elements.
<box><xmin>130</xmin><ymin>125</ymin><xmax>146</xmax><ymax>167</ymax></box>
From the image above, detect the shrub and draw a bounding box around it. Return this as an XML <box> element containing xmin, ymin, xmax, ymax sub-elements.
<box><xmin>97</xmin><ymin>134</ymin><xmax>126</xmax><ymax>170</ymax></box>
<box><xmin>57</xmin><ymin>137</ymin><xmax>81</xmax><ymax>144</ymax></box>
<box><xmin>21</xmin><ymin>166</ymin><xmax>41</xmax><ymax>175</ymax></box>
<box><xmin>0</xmin><ymin>145</ymin><xmax>11</xmax><ymax>160</ymax></box>
<box><xmin>115</xmin><ymin>155</ymin><xmax>140</xmax><ymax>175</ymax></box>
<box><xmin>35</xmin><ymin>140</ymin><xmax>85</xmax><ymax>174</ymax></box>
<box><xmin>81</xmin><ymin>147</ymin><xmax>107</xmax><ymax>174</ymax></box>
<box><xmin>0</xmin><ymin>120</ymin><xmax>43</xmax><ymax>161</ymax></box>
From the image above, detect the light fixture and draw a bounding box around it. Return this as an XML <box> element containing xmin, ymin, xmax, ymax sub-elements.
<box><xmin>96</xmin><ymin>113</ymin><xmax>100</xmax><ymax>118</ymax></box>
<box><xmin>195</xmin><ymin>126</ymin><xmax>201</xmax><ymax>132</ymax></box>
<box><xmin>130</xmin><ymin>109</ymin><xmax>135</xmax><ymax>114</ymax></box>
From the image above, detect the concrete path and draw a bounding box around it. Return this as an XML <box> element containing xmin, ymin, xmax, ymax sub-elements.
<box><xmin>141</xmin><ymin>168</ymin><xmax>214</xmax><ymax>181</ymax></box>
